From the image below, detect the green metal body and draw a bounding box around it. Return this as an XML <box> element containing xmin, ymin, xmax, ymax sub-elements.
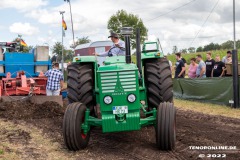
<box><xmin>73</xmin><ymin>41</ymin><xmax>164</xmax><ymax>134</ymax></box>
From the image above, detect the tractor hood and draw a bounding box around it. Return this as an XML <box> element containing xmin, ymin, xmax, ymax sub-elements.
<box><xmin>103</xmin><ymin>56</ymin><xmax>126</xmax><ymax>65</ymax></box>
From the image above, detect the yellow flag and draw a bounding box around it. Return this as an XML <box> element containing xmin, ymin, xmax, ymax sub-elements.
<box><xmin>20</xmin><ymin>39</ymin><xmax>27</xmax><ymax>47</ymax></box>
<box><xmin>62</xmin><ymin>19</ymin><xmax>67</xmax><ymax>30</ymax></box>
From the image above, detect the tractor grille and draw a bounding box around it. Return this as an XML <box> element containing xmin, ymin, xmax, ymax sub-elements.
<box><xmin>100</xmin><ymin>71</ymin><xmax>136</xmax><ymax>93</ymax></box>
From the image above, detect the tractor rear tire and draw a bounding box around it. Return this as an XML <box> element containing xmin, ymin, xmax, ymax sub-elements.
<box><xmin>156</xmin><ymin>102</ymin><xmax>176</xmax><ymax>150</ymax></box>
<box><xmin>67</xmin><ymin>63</ymin><xmax>94</xmax><ymax>111</ymax></box>
<box><xmin>63</xmin><ymin>102</ymin><xmax>90</xmax><ymax>151</ymax></box>
<box><xmin>145</xmin><ymin>58</ymin><xmax>173</xmax><ymax>110</ymax></box>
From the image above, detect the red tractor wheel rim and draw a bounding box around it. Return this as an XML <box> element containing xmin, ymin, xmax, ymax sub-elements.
<box><xmin>81</xmin><ymin>133</ymin><xmax>87</xmax><ymax>139</ymax></box>
<box><xmin>81</xmin><ymin>116</ymin><xmax>87</xmax><ymax>139</ymax></box>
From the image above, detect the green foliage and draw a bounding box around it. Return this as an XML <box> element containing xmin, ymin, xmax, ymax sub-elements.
<box><xmin>12</xmin><ymin>37</ymin><xmax>33</xmax><ymax>52</ymax></box>
<box><xmin>192</xmin><ymin>40</ymin><xmax>240</xmax><ymax>53</ymax></box>
<box><xmin>180</xmin><ymin>48</ymin><xmax>187</xmax><ymax>53</ymax></box>
<box><xmin>22</xmin><ymin>45</ymin><xmax>33</xmax><ymax>52</ymax></box>
<box><xmin>107</xmin><ymin>10</ymin><xmax>148</xmax><ymax>49</ymax></box>
<box><xmin>65</xmin><ymin>50</ymin><xmax>74</xmax><ymax>62</ymax></box>
<box><xmin>196</xmin><ymin>46</ymin><xmax>203</xmax><ymax>52</ymax></box>
<box><xmin>202</xmin><ymin>42</ymin><xmax>221</xmax><ymax>51</ymax></box>
<box><xmin>188</xmin><ymin>47</ymin><xmax>195</xmax><ymax>53</ymax></box>
<box><xmin>172</xmin><ymin>46</ymin><xmax>178</xmax><ymax>53</ymax></box>
<box><xmin>52</xmin><ymin>42</ymin><xmax>64</xmax><ymax>57</ymax></box>
<box><xmin>221</xmin><ymin>40</ymin><xmax>234</xmax><ymax>50</ymax></box>
<box><xmin>70</xmin><ymin>36</ymin><xmax>91</xmax><ymax>49</ymax></box>
<box><xmin>52</xmin><ymin>42</ymin><xmax>73</xmax><ymax>62</ymax></box>
<box><xmin>0</xmin><ymin>149</ymin><xmax>3</xmax><ymax>155</ymax></box>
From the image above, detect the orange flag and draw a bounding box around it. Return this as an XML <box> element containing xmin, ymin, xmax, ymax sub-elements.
<box><xmin>20</xmin><ymin>39</ymin><xmax>27</xmax><ymax>47</ymax></box>
<box><xmin>62</xmin><ymin>19</ymin><xmax>67</xmax><ymax>30</ymax></box>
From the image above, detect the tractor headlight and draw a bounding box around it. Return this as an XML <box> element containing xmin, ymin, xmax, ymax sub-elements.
<box><xmin>127</xmin><ymin>94</ymin><xmax>136</xmax><ymax>103</ymax></box>
<box><xmin>104</xmin><ymin>96</ymin><xmax>113</xmax><ymax>104</ymax></box>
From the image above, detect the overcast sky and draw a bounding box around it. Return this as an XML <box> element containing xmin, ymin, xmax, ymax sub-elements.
<box><xmin>0</xmin><ymin>0</ymin><xmax>239</xmax><ymax>54</ymax></box>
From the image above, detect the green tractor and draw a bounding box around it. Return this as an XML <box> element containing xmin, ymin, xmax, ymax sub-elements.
<box><xmin>63</xmin><ymin>27</ymin><xmax>175</xmax><ymax>151</ymax></box>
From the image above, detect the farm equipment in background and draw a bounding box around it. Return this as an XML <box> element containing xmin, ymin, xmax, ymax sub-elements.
<box><xmin>63</xmin><ymin>27</ymin><xmax>176</xmax><ymax>151</ymax></box>
<box><xmin>0</xmin><ymin>42</ymin><xmax>63</xmax><ymax>105</ymax></box>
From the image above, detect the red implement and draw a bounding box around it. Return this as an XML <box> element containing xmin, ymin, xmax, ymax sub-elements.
<box><xmin>0</xmin><ymin>71</ymin><xmax>47</xmax><ymax>96</ymax></box>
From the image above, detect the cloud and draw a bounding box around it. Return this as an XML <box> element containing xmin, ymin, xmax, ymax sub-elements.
<box><xmin>0</xmin><ymin>0</ymin><xmax>48</xmax><ymax>12</ymax></box>
<box><xmin>2</xmin><ymin>0</ymin><xmax>240</xmax><ymax>53</ymax></box>
<box><xmin>9</xmin><ymin>23</ymin><xmax>39</xmax><ymax>36</ymax></box>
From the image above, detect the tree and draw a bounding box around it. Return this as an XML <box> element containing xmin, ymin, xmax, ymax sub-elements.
<box><xmin>180</xmin><ymin>48</ymin><xmax>187</xmax><ymax>54</ymax></box>
<box><xmin>107</xmin><ymin>10</ymin><xmax>148</xmax><ymax>49</ymax></box>
<box><xmin>188</xmin><ymin>47</ymin><xmax>195</xmax><ymax>53</ymax></box>
<box><xmin>22</xmin><ymin>45</ymin><xmax>33</xmax><ymax>52</ymax></box>
<box><xmin>51</xmin><ymin>42</ymin><xmax>70</xmax><ymax>62</ymax></box>
<box><xmin>221</xmin><ymin>40</ymin><xmax>233</xmax><ymax>50</ymax></box>
<box><xmin>70</xmin><ymin>36</ymin><xmax>91</xmax><ymax>49</ymax></box>
<box><xmin>12</xmin><ymin>37</ymin><xmax>33</xmax><ymax>52</ymax></box>
<box><xmin>65</xmin><ymin>49</ymin><xmax>74</xmax><ymax>62</ymax></box>
<box><xmin>172</xmin><ymin>46</ymin><xmax>178</xmax><ymax>53</ymax></box>
<box><xmin>203</xmin><ymin>43</ymin><xmax>220</xmax><ymax>51</ymax></box>
<box><xmin>196</xmin><ymin>46</ymin><xmax>203</xmax><ymax>52</ymax></box>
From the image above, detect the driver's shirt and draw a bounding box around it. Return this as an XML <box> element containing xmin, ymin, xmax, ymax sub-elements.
<box><xmin>98</xmin><ymin>40</ymin><xmax>125</xmax><ymax>57</ymax></box>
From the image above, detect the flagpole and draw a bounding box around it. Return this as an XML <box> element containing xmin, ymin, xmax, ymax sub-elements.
<box><xmin>60</xmin><ymin>11</ymin><xmax>65</xmax><ymax>78</ymax></box>
<box><xmin>232</xmin><ymin>0</ymin><xmax>239</xmax><ymax>108</ymax></box>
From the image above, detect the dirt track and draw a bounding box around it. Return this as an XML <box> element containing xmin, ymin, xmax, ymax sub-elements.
<box><xmin>0</xmin><ymin>101</ymin><xmax>240</xmax><ymax>160</ymax></box>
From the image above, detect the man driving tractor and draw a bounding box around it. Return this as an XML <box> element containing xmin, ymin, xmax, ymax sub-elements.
<box><xmin>93</xmin><ymin>32</ymin><xmax>126</xmax><ymax>57</ymax></box>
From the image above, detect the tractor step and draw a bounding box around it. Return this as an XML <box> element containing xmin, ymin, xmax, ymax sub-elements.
<box><xmin>0</xmin><ymin>96</ymin><xmax>63</xmax><ymax>106</ymax></box>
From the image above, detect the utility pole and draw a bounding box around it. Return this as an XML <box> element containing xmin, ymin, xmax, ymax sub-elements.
<box><xmin>64</xmin><ymin>0</ymin><xmax>75</xmax><ymax>48</ymax></box>
<box><xmin>232</xmin><ymin>0</ymin><xmax>239</xmax><ymax>108</ymax></box>
<box><xmin>60</xmin><ymin>11</ymin><xmax>65</xmax><ymax>77</ymax></box>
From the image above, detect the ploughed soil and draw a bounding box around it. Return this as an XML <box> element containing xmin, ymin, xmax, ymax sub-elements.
<box><xmin>0</xmin><ymin>100</ymin><xmax>240</xmax><ymax>160</ymax></box>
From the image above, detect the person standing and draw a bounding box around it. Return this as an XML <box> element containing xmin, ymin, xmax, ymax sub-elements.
<box><xmin>222</xmin><ymin>51</ymin><xmax>232</xmax><ymax>64</ymax></box>
<box><xmin>180</xmin><ymin>54</ymin><xmax>187</xmax><ymax>77</ymax></box>
<box><xmin>44</xmin><ymin>63</ymin><xmax>64</xmax><ymax>96</ymax></box>
<box><xmin>196</xmin><ymin>54</ymin><xmax>206</xmax><ymax>78</ymax></box>
<box><xmin>93</xmin><ymin>32</ymin><xmax>125</xmax><ymax>57</ymax></box>
<box><xmin>212</xmin><ymin>55</ymin><xmax>225</xmax><ymax>77</ymax></box>
<box><xmin>188</xmin><ymin>58</ymin><xmax>198</xmax><ymax>79</ymax></box>
<box><xmin>174</xmin><ymin>53</ymin><xmax>185</xmax><ymax>78</ymax></box>
<box><xmin>205</xmin><ymin>52</ymin><xmax>215</xmax><ymax>77</ymax></box>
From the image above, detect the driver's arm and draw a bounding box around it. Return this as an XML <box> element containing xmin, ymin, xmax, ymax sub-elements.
<box><xmin>97</xmin><ymin>51</ymin><xmax>108</xmax><ymax>57</ymax></box>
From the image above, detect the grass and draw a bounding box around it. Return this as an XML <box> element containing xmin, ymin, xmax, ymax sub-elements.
<box><xmin>175</xmin><ymin>98</ymin><xmax>240</xmax><ymax>119</ymax></box>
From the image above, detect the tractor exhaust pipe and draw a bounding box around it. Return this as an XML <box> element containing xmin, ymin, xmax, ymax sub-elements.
<box><xmin>121</xmin><ymin>27</ymin><xmax>133</xmax><ymax>64</ymax></box>
<box><xmin>136</xmin><ymin>28</ymin><xmax>142</xmax><ymax>76</ymax></box>
<box><xmin>125</xmin><ymin>35</ymin><xmax>131</xmax><ymax>64</ymax></box>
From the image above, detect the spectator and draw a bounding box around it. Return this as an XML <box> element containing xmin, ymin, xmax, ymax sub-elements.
<box><xmin>205</xmin><ymin>52</ymin><xmax>215</xmax><ymax>77</ymax></box>
<box><xmin>188</xmin><ymin>58</ymin><xmax>198</xmax><ymax>78</ymax></box>
<box><xmin>212</xmin><ymin>54</ymin><xmax>225</xmax><ymax>77</ymax></box>
<box><xmin>222</xmin><ymin>51</ymin><xmax>232</xmax><ymax>64</ymax></box>
<box><xmin>180</xmin><ymin>54</ymin><xmax>187</xmax><ymax>77</ymax></box>
<box><xmin>45</xmin><ymin>62</ymin><xmax>64</xmax><ymax>96</ymax></box>
<box><xmin>174</xmin><ymin>53</ymin><xmax>185</xmax><ymax>78</ymax></box>
<box><xmin>196</xmin><ymin>54</ymin><xmax>206</xmax><ymax>78</ymax></box>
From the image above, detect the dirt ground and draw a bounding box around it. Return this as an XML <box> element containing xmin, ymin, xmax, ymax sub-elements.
<box><xmin>0</xmin><ymin>100</ymin><xmax>240</xmax><ymax>160</ymax></box>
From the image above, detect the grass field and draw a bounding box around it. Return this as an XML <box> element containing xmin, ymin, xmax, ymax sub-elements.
<box><xmin>175</xmin><ymin>98</ymin><xmax>240</xmax><ymax>119</ymax></box>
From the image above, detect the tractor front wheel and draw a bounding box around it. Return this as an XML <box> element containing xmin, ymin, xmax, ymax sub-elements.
<box><xmin>156</xmin><ymin>102</ymin><xmax>176</xmax><ymax>150</ymax></box>
<box><xmin>144</xmin><ymin>58</ymin><xmax>173</xmax><ymax>110</ymax></box>
<box><xmin>67</xmin><ymin>63</ymin><xmax>94</xmax><ymax>111</ymax></box>
<box><xmin>63</xmin><ymin>102</ymin><xmax>90</xmax><ymax>151</ymax></box>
